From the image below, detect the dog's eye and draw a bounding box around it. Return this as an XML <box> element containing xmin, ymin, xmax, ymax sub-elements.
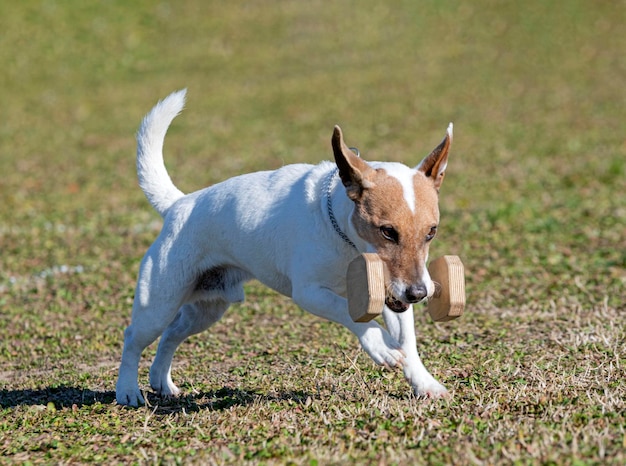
<box><xmin>426</xmin><ymin>226</ymin><xmax>437</xmax><ymax>241</ymax></box>
<box><xmin>380</xmin><ymin>226</ymin><xmax>399</xmax><ymax>243</ymax></box>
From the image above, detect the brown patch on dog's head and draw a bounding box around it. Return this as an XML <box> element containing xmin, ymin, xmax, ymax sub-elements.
<box><xmin>332</xmin><ymin>124</ymin><xmax>453</xmax><ymax>308</ymax></box>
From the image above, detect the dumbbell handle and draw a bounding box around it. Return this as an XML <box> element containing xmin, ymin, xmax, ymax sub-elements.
<box><xmin>432</xmin><ymin>281</ymin><xmax>442</xmax><ymax>299</ymax></box>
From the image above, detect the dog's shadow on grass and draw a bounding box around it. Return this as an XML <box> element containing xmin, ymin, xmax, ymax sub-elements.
<box><xmin>147</xmin><ymin>386</ymin><xmax>313</xmax><ymax>415</ymax></box>
<box><xmin>0</xmin><ymin>386</ymin><xmax>117</xmax><ymax>410</ymax></box>
<box><xmin>0</xmin><ymin>385</ymin><xmax>312</xmax><ymax>415</ymax></box>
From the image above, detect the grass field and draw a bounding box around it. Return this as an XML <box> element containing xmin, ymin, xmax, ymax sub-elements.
<box><xmin>1</xmin><ymin>0</ymin><xmax>625</xmax><ymax>464</ymax></box>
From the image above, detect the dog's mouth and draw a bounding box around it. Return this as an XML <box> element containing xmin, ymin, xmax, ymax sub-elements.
<box><xmin>384</xmin><ymin>282</ymin><xmax>411</xmax><ymax>313</ymax></box>
<box><xmin>385</xmin><ymin>296</ymin><xmax>410</xmax><ymax>313</ymax></box>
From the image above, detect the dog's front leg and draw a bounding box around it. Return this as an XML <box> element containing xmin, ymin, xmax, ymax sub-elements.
<box><xmin>292</xmin><ymin>285</ymin><xmax>406</xmax><ymax>369</ymax></box>
<box><xmin>382</xmin><ymin>306</ymin><xmax>448</xmax><ymax>398</ymax></box>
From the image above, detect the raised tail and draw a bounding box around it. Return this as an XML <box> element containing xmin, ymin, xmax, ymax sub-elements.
<box><xmin>136</xmin><ymin>89</ymin><xmax>187</xmax><ymax>217</ymax></box>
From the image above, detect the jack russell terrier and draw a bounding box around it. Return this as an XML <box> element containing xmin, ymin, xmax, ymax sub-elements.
<box><xmin>116</xmin><ymin>90</ymin><xmax>453</xmax><ymax>406</ymax></box>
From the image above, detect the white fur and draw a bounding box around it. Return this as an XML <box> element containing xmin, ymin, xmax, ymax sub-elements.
<box><xmin>115</xmin><ymin>90</ymin><xmax>448</xmax><ymax>406</ymax></box>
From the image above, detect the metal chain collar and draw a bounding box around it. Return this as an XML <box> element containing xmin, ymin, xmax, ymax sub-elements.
<box><xmin>324</xmin><ymin>147</ymin><xmax>360</xmax><ymax>251</ymax></box>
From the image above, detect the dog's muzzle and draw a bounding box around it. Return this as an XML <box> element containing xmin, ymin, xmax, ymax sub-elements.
<box><xmin>385</xmin><ymin>296</ymin><xmax>411</xmax><ymax>313</ymax></box>
<box><xmin>385</xmin><ymin>284</ymin><xmax>428</xmax><ymax>313</ymax></box>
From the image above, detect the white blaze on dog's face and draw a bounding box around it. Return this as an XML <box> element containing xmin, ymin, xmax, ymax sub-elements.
<box><xmin>332</xmin><ymin>124</ymin><xmax>452</xmax><ymax>312</ymax></box>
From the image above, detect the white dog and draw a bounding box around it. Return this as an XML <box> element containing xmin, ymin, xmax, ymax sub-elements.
<box><xmin>116</xmin><ymin>90</ymin><xmax>453</xmax><ymax>406</ymax></box>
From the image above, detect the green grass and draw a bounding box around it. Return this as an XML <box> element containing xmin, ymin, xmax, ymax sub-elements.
<box><xmin>1</xmin><ymin>0</ymin><xmax>625</xmax><ymax>464</ymax></box>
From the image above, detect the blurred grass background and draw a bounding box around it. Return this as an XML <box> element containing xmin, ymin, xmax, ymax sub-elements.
<box><xmin>0</xmin><ymin>0</ymin><xmax>624</xmax><ymax>463</ymax></box>
<box><xmin>1</xmin><ymin>0</ymin><xmax>623</xmax><ymax>308</ymax></box>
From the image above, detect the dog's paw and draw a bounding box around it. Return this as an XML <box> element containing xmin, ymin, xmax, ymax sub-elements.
<box><xmin>359</xmin><ymin>328</ymin><xmax>406</xmax><ymax>368</ymax></box>
<box><xmin>116</xmin><ymin>386</ymin><xmax>146</xmax><ymax>407</ymax></box>
<box><xmin>371</xmin><ymin>347</ymin><xmax>406</xmax><ymax>369</ymax></box>
<box><xmin>152</xmin><ymin>382</ymin><xmax>181</xmax><ymax>397</ymax></box>
<box><xmin>413</xmin><ymin>380</ymin><xmax>448</xmax><ymax>399</ymax></box>
<box><xmin>149</xmin><ymin>370</ymin><xmax>181</xmax><ymax>397</ymax></box>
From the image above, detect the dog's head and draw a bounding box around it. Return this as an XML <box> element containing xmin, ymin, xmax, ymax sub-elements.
<box><xmin>332</xmin><ymin>124</ymin><xmax>452</xmax><ymax>312</ymax></box>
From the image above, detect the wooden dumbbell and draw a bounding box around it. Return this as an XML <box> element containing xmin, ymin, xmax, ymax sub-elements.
<box><xmin>347</xmin><ymin>254</ymin><xmax>465</xmax><ymax>322</ymax></box>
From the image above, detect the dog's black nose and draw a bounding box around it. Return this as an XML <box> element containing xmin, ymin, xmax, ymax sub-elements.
<box><xmin>405</xmin><ymin>284</ymin><xmax>428</xmax><ymax>303</ymax></box>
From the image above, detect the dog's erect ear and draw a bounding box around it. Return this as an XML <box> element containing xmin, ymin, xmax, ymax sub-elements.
<box><xmin>416</xmin><ymin>123</ymin><xmax>453</xmax><ymax>191</ymax></box>
<box><xmin>332</xmin><ymin>126</ymin><xmax>375</xmax><ymax>201</ymax></box>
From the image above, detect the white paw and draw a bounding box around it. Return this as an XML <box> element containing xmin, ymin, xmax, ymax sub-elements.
<box><xmin>116</xmin><ymin>383</ymin><xmax>145</xmax><ymax>407</ymax></box>
<box><xmin>149</xmin><ymin>368</ymin><xmax>181</xmax><ymax>397</ymax></box>
<box><xmin>414</xmin><ymin>379</ymin><xmax>448</xmax><ymax>399</ymax></box>
<box><xmin>359</xmin><ymin>328</ymin><xmax>406</xmax><ymax>368</ymax></box>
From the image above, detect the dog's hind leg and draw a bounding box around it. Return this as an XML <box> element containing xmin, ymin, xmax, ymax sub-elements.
<box><xmin>150</xmin><ymin>299</ymin><xmax>229</xmax><ymax>397</ymax></box>
<box><xmin>116</xmin><ymin>251</ymin><xmax>190</xmax><ymax>406</ymax></box>
<box><xmin>382</xmin><ymin>306</ymin><xmax>448</xmax><ymax>398</ymax></box>
<box><xmin>116</xmin><ymin>298</ymin><xmax>182</xmax><ymax>407</ymax></box>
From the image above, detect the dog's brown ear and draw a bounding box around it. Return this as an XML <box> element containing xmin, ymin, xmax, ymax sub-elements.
<box><xmin>416</xmin><ymin>123</ymin><xmax>453</xmax><ymax>191</ymax></box>
<box><xmin>332</xmin><ymin>126</ymin><xmax>375</xmax><ymax>201</ymax></box>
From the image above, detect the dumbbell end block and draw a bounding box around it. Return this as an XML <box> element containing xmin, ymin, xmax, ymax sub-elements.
<box><xmin>427</xmin><ymin>255</ymin><xmax>466</xmax><ymax>322</ymax></box>
<box><xmin>347</xmin><ymin>254</ymin><xmax>386</xmax><ymax>322</ymax></box>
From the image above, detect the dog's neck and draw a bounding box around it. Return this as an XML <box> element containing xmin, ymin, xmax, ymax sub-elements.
<box><xmin>324</xmin><ymin>168</ymin><xmax>359</xmax><ymax>251</ymax></box>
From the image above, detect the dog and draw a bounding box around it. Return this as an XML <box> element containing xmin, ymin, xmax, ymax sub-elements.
<box><xmin>116</xmin><ymin>89</ymin><xmax>453</xmax><ymax>406</ymax></box>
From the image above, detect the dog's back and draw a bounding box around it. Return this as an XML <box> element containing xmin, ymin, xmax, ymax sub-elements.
<box><xmin>155</xmin><ymin>160</ymin><xmax>346</xmax><ymax>299</ymax></box>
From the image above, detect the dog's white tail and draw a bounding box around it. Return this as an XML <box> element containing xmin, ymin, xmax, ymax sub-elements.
<box><xmin>136</xmin><ymin>89</ymin><xmax>187</xmax><ymax>217</ymax></box>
